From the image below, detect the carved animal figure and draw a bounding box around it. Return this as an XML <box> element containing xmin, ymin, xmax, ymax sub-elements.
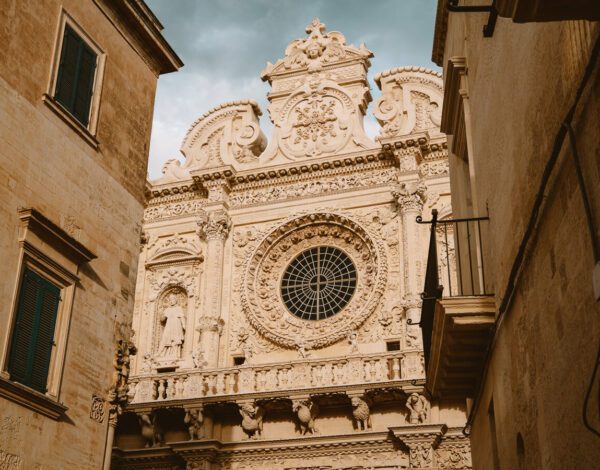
<box><xmin>138</xmin><ymin>412</ymin><xmax>163</xmax><ymax>447</ymax></box>
<box><xmin>239</xmin><ymin>403</ymin><xmax>263</xmax><ymax>439</ymax></box>
<box><xmin>292</xmin><ymin>399</ymin><xmax>319</xmax><ymax>435</ymax></box>
<box><xmin>351</xmin><ymin>396</ymin><xmax>371</xmax><ymax>430</ymax></box>
<box><xmin>184</xmin><ymin>407</ymin><xmax>204</xmax><ymax>440</ymax></box>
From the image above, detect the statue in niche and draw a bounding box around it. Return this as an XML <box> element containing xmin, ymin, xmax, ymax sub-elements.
<box><xmin>406</xmin><ymin>393</ymin><xmax>428</xmax><ymax>424</ymax></box>
<box><xmin>157</xmin><ymin>292</ymin><xmax>186</xmax><ymax>359</ymax></box>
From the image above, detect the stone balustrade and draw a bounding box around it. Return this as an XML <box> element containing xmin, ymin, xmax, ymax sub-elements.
<box><xmin>128</xmin><ymin>351</ymin><xmax>424</xmax><ymax>404</ymax></box>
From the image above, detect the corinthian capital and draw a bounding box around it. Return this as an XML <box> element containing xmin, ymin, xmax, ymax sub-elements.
<box><xmin>198</xmin><ymin>210</ymin><xmax>231</xmax><ymax>241</ymax></box>
<box><xmin>392</xmin><ymin>182</ymin><xmax>427</xmax><ymax>212</ymax></box>
<box><xmin>196</xmin><ymin>316</ymin><xmax>224</xmax><ymax>334</ymax></box>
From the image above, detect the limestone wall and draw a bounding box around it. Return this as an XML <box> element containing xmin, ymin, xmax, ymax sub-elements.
<box><xmin>0</xmin><ymin>1</ymin><xmax>175</xmax><ymax>468</ymax></box>
<box><xmin>440</xmin><ymin>12</ymin><xmax>600</xmax><ymax>470</ymax></box>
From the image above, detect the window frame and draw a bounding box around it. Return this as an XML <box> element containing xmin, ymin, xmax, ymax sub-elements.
<box><xmin>0</xmin><ymin>209</ymin><xmax>95</xmax><ymax>419</ymax></box>
<box><xmin>44</xmin><ymin>10</ymin><xmax>106</xmax><ymax>140</ymax></box>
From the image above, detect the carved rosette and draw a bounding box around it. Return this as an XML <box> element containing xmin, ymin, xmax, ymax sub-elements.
<box><xmin>241</xmin><ymin>212</ymin><xmax>387</xmax><ymax>349</ymax></box>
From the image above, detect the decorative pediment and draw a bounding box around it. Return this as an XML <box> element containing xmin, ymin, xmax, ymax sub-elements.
<box><xmin>261</xmin><ymin>18</ymin><xmax>373</xmax><ymax>80</ymax></box>
<box><xmin>179</xmin><ymin>100</ymin><xmax>267</xmax><ymax>172</ymax></box>
<box><xmin>260</xmin><ymin>76</ymin><xmax>376</xmax><ymax>162</ymax></box>
<box><xmin>373</xmin><ymin>67</ymin><xmax>443</xmax><ymax>140</ymax></box>
<box><xmin>146</xmin><ymin>233</ymin><xmax>203</xmax><ymax>265</ymax></box>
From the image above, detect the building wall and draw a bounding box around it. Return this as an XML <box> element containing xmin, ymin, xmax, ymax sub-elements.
<box><xmin>0</xmin><ymin>1</ymin><xmax>178</xmax><ymax>468</ymax></box>
<box><xmin>439</xmin><ymin>11</ymin><xmax>600</xmax><ymax>470</ymax></box>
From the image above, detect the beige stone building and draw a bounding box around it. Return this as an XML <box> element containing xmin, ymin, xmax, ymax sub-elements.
<box><xmin>0</xmin><ymin>1</ymin><xmax>180</xmax><ymax>469</ymax></box>
<box><xmin>112</xmin><ymin>19</ymin><xmax>473</xmax><ymax>470</ymax></box>
<box><xmin>424</xmin><ymin>1</ymin><xmax>600</xmax><ymax>469</ymax></box>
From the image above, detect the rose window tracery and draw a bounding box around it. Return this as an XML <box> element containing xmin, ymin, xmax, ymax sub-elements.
<box><xmin>281</xmin><ymin>246</ymin><xmax>357</xmax><ymax>320</ymax></box>
<box><xmin>241</xmin><ymin>213</ymin><xmax>387</xmax><ymax>349</ymax></box>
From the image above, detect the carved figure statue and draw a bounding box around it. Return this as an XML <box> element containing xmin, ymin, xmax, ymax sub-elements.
<box><xmin>184</xmin><ymin>407</ymin><xmax>204</xmax><ymax>440</ymax></box>
<box><xmin>406</xmin><ymin>393</ymin><xmax>428</xmax><ymax>424</ymax></box>
<box><xmin>297</xmin><ymin>340</ymin><xmax>311</xmax><ymax>359</ymax></box>
<box><xmin>157</xmin><ymin>293</ymin><xmax>186</xmax><ymax>358</ymax></box>
<box><xmin>239</xmin><ymin>403</ymin><xmax>264</xmax><ymax>439</ymax></box>
<box><xmin>347</xmin><ymin>332</ymin><xmax>359</xmax><ymax>353</ymax></box>
<box><xmin>192</xmin><ymin>347</ymin><xmax>207</xmax><ymax>369</ymax></box>
<box><xmin>138</xmin><ymin>412</ymin><xmax>163</xmax><ymax>447</ymax></box>
<box><xmin>351</xmin><ymin>396</ymin><xmax>371</xmax><ymax>431</ymax></box>
<box><xmin>292</xmin><ymin>399</ymin><xmax>319</xmax><ymax>435</ymax></box>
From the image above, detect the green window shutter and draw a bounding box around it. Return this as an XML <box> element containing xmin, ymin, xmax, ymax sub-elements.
<box><xmin>7</xmin><ymin>269</ymin><xmax>60</xmax><ymax>393</ymax></box>
<box><xmin>29</xmin><ymin>278</ymin><xmax>60</xmax><ymax>392</ymax></box>
<box><xmin>72</xmin><ymin>43</ymin><xmax>97</xmax><ymax>126</ymax></box>
<box><xmin>54</xmin><ymin>25</ymin><xmax>97</xmax><ymax>127</ymax></box>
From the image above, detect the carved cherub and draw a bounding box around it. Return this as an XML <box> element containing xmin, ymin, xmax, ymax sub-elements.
<box><xmin>292</xmin><ymin>399</ymin><xmax>319</xmax><ymax>435</ymax></box>
<box><xmin>239</xmin><ymin>402</ymin><xmax>264</xmax><ymax>439</ymax></box>
<box><xmin>138</xmin><ymin>412</ymin><xmax>163</xmax><ymax>447</ymax></box>
<box><xmin>351</xmin><ymin>396</ymin><xmax>372</xmax><ymax>431</ymax></box>
<box><xmin>406</xmin><ymin>393</ymin><xmax>428</xmax><ymax>424</ymax></box>
<box><xmin>347</xmin><ymin>331</ymin><xmax>359</xmax><ymax>353</ymax></box>
<box><xmin>184</xmin><ymin>407</ymin><xmax>204</xmax><ymax>440</ymax></box>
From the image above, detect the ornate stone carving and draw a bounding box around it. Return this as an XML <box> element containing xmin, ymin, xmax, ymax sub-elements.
<box><xmin>138</xmin><ymin>412</ymin><xmax>163</xmax><ymax>447</ymax></box>
<box><xmin>198</xmin><ymin>210</ymin><xmax>231</xmax><ymax>241</ymax></box>
<box><xmin>90</xmin><ymin>395</ymin><xmax>105</xmax><ymax>423</ymax></box>
<box><xmin>107</xmin><ymin>339</ymin><xmax>137</xmax><ymax>427</ymax></box>
<box><xmin>144</xmin><ymin>199</ymin><xmax>206</xmax><ymax>222</ymax></box>
<box><xmin>184</xmin><ymin>406</ymin><xmax>204</xmax><ymax>440</ymax></box>
<box><xmin>157</xmin><ymin>292</ymin><xmax>186</xmax><ymax>359</ymax></box>
<box><xmin>230</xmin><ymin>168</ymin><xmax>398</xmax><ymax>207</ymax></box>
<box><xmin>350</xmin><ymin>396</ymin><xmax>371</xmax><ymax>431</ymax></box>
<box><xmin>239</xmin><ymin>402</ymin><xmax>264</xmax><ymax>439</ymax></box>
<box><xmin>292</xmin><ymin>399</ymin><xmax>319</xmax><ymax>435</ymax></box>
<box><xmin>436</xmin><ymin>443</ymin><xmax>473</xmax><ymax>469</ymax></box>
<box><xmin>393</xmin><ymin>182</ymin><xmax>427</xmax><ymax>212</ymax></box>
<box><xmin>373</xmin><ymin>67</ymin><xmax>443</xmax><ymax>139</ymax></box>
<box><xmin>146</xmin><ymin>233</ymin><xmax>202</xmax><ymax>263</ymax></box>
<box><xmin>261</xmin><ymin>18</ymin><xmax>372</xmax><ymax>77</ymax></box>
<box><xmin>179</xmin><ymin>100</ymin><xmax>267</xmax><ymax>171</ymax></box>
<box><xmin>241</xmin><ymin>212</ymin><xmax>387</xmax><ymax>349</ymax></box>
<box><xmin>406</xmin><ymin>393</ymin><xmax>429</xmax><ymax>424</ymax></box>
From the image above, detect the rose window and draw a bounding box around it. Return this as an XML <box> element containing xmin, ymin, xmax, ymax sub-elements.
<box><xmin>242</xmin><ymin>213</ymin><xmax>387</xmax><ymax>349</ymax></box>
<box><xmin>281</xmin><ymin>246</ymin><xmax>357</xmax><ymax>320</ymax></box>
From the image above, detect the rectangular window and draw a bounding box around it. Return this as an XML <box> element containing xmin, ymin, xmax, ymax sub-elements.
<box><xmin>54</xmin><ymin>24</ymin><xmax>97</xmax><ymax>127</ymax></box>
<box><xmin>386</xmin><ymin>341</ymin><xmax>401</xmax><ymax>351</ymax></box>
<box><xmin>8</xmin><ymin>268</ymin><xmax>60</xmax><ymax>393</ymax></box>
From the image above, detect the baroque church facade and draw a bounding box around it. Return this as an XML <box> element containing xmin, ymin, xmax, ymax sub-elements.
<box><xmin>113</xmin><ymin>19</ymin><xmax>470</xmax><ymax>470</ymax></box>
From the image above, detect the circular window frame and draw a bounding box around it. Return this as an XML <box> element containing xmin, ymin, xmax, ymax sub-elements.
<box><xmin>280</xmin><ymin>245</ymin><xmax>358</xmax><ymax>321</ymax></box>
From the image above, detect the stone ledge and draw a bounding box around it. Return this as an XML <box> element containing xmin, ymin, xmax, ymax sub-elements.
<box><xmin>42</xmin><ymin>93</ymin><xmax>100</xmax><ymax>150</ymax></box>
<box><xmin>0</xmin><ymin>374</ymin><xmax>68</xmax><ymax>420</ymax></box>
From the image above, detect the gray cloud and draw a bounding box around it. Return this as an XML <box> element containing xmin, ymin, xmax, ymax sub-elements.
<box><xmin>146</xmin><ymin>0</ymin><xmax>440</xmax><ymax>178</ymax></box>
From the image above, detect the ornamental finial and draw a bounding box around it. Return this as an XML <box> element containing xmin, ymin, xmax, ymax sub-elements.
<box><xmin>306</xmin><ymin>18</ymin><xmax>326</xmax><ymax>35</ymax></box>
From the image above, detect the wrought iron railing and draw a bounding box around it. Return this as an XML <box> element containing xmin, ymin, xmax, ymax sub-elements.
<box><xmin>417</xmin><ymin>209</ymin><xmax>491</xmax><ymax>367</ymax></box>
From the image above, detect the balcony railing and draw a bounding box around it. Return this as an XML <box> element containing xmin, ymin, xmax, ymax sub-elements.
<box><xmin>418</xmin><ymin>209</ymin><xmax>491</xmax><ymax>367</ymax></box>
<box><xmin>127</xmin><ymin>351</ymin><xmax>423</xmax><ymax>405</ymax></box>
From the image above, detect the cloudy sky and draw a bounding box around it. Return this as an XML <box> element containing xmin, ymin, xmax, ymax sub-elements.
<box><xmin>145</xmin><ymin>0</ymin><xmax>440</xmax><ymax>179</ymax></box>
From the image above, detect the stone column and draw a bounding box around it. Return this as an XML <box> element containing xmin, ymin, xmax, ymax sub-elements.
<box><xmin>393</xmin><ymin>181</ymin><xmax>427</xmax><ymax>350</ymax></box>
<box><xmin>389</xmin><ymin>424</ymin><xmax>447</xmax><ymax>469</ymax></box>
<box><xmin>197</xmin><ymin>208</ymin><xmax>230</xmax><ymax>368</ymax></box>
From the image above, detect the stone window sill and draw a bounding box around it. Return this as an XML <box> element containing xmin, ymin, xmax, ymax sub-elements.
<box><xmin>0</xmin><ymin>373</ymin><xmax>68</xmax><ymax>420</ymax></box>
<box><xmin>42</xmin><ymin>93</ymin><xmax>99</xmax><ymax>150</ymax></box>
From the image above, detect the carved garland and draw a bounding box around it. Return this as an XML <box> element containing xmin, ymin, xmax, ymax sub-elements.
<box><xmin>241</xmin><ymin>212</ymin><xmax>387</xmax><ymax>349</ymax></box>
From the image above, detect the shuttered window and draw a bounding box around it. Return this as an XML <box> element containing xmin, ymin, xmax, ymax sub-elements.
<box><xmin>8</xmin><ymin>268</ymin><xmax>60</xmax><ymax>393</ymax></box>
<box><xmin>54</xmin><ymin>25</ymin><xmax>97</xmax><ymax>127</ymax></box>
